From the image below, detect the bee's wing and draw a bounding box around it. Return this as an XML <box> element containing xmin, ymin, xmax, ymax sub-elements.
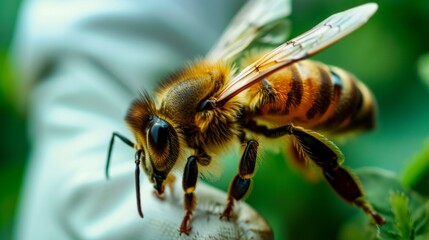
<box><xmin>207</xmin><ymin>0</ymin><xmax>291</xmax><ymax>64</ymax></box>
<box><xmin>215</xmin><ymin>3</ymin><xmax>378</xmax><ymax>106</ymax></box>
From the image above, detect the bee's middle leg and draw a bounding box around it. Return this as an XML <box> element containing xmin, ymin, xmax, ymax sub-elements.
<box><xmin>221</xmin><ymin>140</ymin><xmax>259</xmax><ymax>220</ymax></box>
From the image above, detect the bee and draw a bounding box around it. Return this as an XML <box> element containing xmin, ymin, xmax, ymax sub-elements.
<box><xmin>106</xmin><ymin>1</ymin><xmax>386</xmax><ymax>235</ymax></box>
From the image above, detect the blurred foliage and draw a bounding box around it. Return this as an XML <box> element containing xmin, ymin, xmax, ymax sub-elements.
<box><xmin>339</xmin><ymin>141</ymin><xmax>429</xmax><ymax>239</ymax></box>
<box><xmin>0</xmin><ymin>0</ymin><xmax>25</xmax><ymax>239</ymax></box>
<box><xmin>402</xmin><ymin>140</ymin><xmax>429</xmax><ymax>196</ymax></box>
<box><xmin>1</xmin><ymin>0</ymin><xmax>429</xmax><ymax>240</ymax></box>
<box><xmin>390</xmin><ymin>192</ymin><xmax>416</xmax><ymax>239</ymax></box>
<box><xmin>418</xmin><ymin>53</ymin><xmax>429</xmax><ymax>91</ymax></box>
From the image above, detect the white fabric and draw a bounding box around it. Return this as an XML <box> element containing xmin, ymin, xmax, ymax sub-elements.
<box><xmin>11</xmin><ymin>0</ymin><xmax>273</xmax><ymax>239</ymax></box>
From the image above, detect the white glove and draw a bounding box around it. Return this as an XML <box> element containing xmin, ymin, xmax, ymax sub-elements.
<box><xmin>11</xmin><ymin>0</ymin><xmax>273</xmax><ymax>239</ymax></box>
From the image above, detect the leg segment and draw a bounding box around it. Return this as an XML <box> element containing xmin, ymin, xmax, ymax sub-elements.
<box><xmin>179</xmin><ymin>148</ymin><xmax>213</xmax><ymax>235</ymax></box>
<box><xmin>286</xmin><ymin>141</ymin><xmax>320</xmax><ymax>182</ymax></box>
<box><xmin>221</xmin><ymin>140</ymin><xmax>259</xmax><ymax>220</ymax></box>
<box><xmin>105</xmin><ymin>132</ymin><xmax>145</xmax><ymax>218</ymax></box>
<box><xmin>180</xmin><ymin>156</ymin><xmax>199</xmax><ymax>235</ymax></box>
<box><xmin>245</xmin><ymin>119</ymin><xmax>293</xmax><ymax>138</ymax></box>
<box><xmin>244</xmin><ymin>121</ymin><xmax>385</xmax><ymax>225</ymax></box>
<box><xmin>291</xmin><ymin>127</ymin><xmax>386</xmax><ymax>225</ymax></box>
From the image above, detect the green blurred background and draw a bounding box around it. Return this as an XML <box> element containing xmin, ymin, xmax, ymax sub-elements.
<box><xmin>0</xmin><ymin>0</ymin><xmax>27</xmax><ymax>240</ymax></box>
<box><xmin>1</xmin><ymin>0</ymin><xmax>428</xmax><ymax>239</ymax></box>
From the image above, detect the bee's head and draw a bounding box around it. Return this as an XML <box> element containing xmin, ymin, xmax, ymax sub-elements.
<box><xmin>126</xmin><ymin>92</ymin><xmax>180</xmax><ymax>195</ymax></box>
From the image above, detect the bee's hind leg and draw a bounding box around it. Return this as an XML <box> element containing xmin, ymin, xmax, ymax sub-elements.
<box><xmin>290</xmin><ymin>126</ymin><xmax>386</xmax><ymax>225</ymax></box>
<box><xmin>243</xmin><ymin>121</ymin><xmax>385</xmax><ymax>225</ymax></box>
<box><xmin>221</xmin><ymin>140</ymin><xmax>259</xmax><ymax>220</ymax></box>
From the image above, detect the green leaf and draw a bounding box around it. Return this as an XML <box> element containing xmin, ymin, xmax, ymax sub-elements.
<box><xmin>390</xmin><ymin>192</ymin><xmax>414</xmax><ymax>239</ymax></box>
<box><xmin>339</xmin><ymin>168</ymin><xmax>428</xmax><ymax>240</ymax></box>
<box><xmin>418</xmin><ymin>53</ymin><xmax>429</xmax><ymax>90</ymax></box>
<box><xmin>402</xmin><ymin>139</ymin><xmax>429</xmax><ymax>197</ymax></box>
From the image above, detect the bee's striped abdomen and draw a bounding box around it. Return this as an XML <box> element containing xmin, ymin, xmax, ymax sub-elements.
<box><xmin>304</xmin><ymin>63</ymin><xmax>334</xmax><ymax>120</ymax></box>
<box><xmin>316</xmin><ymin>65</ymin><xmax>376</xmax><ymax>132</ymax></box>
<box><xmin>247</xmin><ymin>60</ymin><xmax>376</xmax><ymax>134</ymax></box>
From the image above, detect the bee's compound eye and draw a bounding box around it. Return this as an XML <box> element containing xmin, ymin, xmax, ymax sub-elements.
<box><xmin>149</xmin><ymin>118</ymin><xmax>170</xmax><ymax>151</ymax></box>
<box><xmin>145</xmin><ymin>116</ymin><xmax>179</xmax><ymax>173</ymax></box>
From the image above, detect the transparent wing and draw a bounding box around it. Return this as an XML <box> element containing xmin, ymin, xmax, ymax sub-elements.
<box><xmin>215</xmin><ymin>3</ymin><xmax>378</xmax><ymax>106</ymax></box>
<box><xmin>207</xmin><ymin>0</ymin><xmax>291</xmax><ymax>63</ymax></box>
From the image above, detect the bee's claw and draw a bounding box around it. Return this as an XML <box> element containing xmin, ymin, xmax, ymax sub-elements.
<box><xmin>219</xmin><ymin>213</ymin><xmax>232</xmax><ymax>221</ymax></box>
<box><xmin>179</xmin><ymin>227</ymin><xmax>192</xmax><ymax>236</ymax></box>
<box><xmin>179</xmin><ymin>213</ymin><xmax>192</xmax><ymax>235</ymax></box>
<box><xmin>220</xmin><ymin>205</ymin><xmax>233</xmax><ymax>221</ymax></box>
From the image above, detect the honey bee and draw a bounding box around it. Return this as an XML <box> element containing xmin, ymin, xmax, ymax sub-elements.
<box><xmin>106</xmin><ymin>1</ymin><xmax>386</xmax><ymax>235</ymax></box>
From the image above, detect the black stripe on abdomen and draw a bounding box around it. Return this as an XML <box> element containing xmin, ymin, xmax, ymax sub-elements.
<box><xmin>322</xmin><ymin>70</ymin><xmax>361</xmax><ymax>130</ymax></box>
<box><xmin>284</xmin><ymin>65</ymin><xmax>303</xmax><ymax>115</ymax></box>
<box><xmin>306</xmin><ymin>66</ymin><xmax>333</xmax><ymax>119</ymax></box>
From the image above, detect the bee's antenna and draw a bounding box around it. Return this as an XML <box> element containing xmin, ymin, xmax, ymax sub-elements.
<box><xmin>135</xmin><ymin>151</ymin><xmax>144</xmax><ymax>218</ymax></box>
<box><xmin>106</xmin><ymin>132</ymin><xmax>135</xmax><ymax>179</ymax></box>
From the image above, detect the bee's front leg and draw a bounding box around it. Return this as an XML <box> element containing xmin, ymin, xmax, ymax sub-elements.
<box><xmin>221</xmin><ymin>140</ymin><xmax>259</xmax><ymax>220</ymax></box>
<box><xmin>180</xmin><ymin>156</ymin><xmax>199</xmax><ymax>235</ymax></box>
